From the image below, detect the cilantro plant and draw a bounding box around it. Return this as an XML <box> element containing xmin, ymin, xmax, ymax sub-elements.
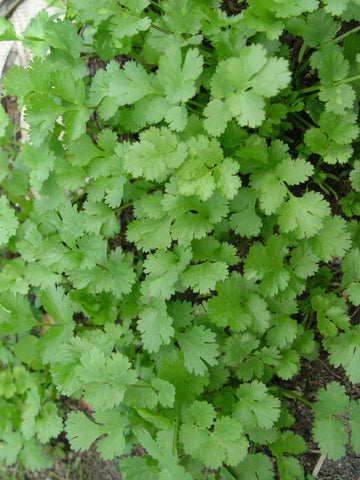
<box><xmin>1</xmin><ymin>1</ymin><xmax>360</xmax><ymax>479</ymax></box>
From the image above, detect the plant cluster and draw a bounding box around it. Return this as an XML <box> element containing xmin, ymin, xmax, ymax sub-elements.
<box><xmin>1</xmin><ymin>0</ymin><xmax>360</xmax><ymax>478</ymax></box>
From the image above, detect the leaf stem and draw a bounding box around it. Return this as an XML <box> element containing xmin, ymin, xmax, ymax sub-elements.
<box><xmin>129</xmin><ymin>383</ymin><xmax>154</xmax><ymax>389</ymax></box>
<box><xmin>10</xmin><ymin>122</ymin><xmax>29</xmax><ymax>132</ymax></box>
<box><xmin>334</xmin><ymin>25</ymin><xmax>360</xmax><ymax>44</ymax></box>
<box><xmin>293</xmin><ymin>58</ymin><xmax>311</xmax><ymax>81</ymax></box>
<box><xmin>334</xmin><ymin>74</ymin><xmax>360</xmax><ymax>86</ymax></box>
<box><xmin>291</xmin><ymin>112</ymin><xmax>314</xmax><ymax>129</ymax></box>
<box><xmin>172</xmin><ymin>407</ymin><xmax>180</xmax><ymax>456</ymax></box>
<box><xmin>114</xmin><ymin>202</ymin><xmax>133</xmax><ymax>213</ymax></box>
<box><xmin>276</xmin><ymin>386</ymin><xmax>313</xmax><ymax>407</ymax></box>
<box><xmin>37</xmin><ymin>323</ymin><xmax>64</xmax><ymax>328</ymax></box>
<box><xmin>297</xmin><ymin>84</ymin><xmax>320</xmax><ymax>94</ymax></box>
<box><xmin>150</xmin><ymin>1</ymin><xmax>165</xmax><ymax>12</ymax></box>
<box><xmin>81</xmin><ymin>53</ymin><xmax>98</xmax><ymax>60</ymax></box>
<box><xmin>124</xmin><ymin>419</ymin><xmax>145</xmax><ymax>430</ymax></box>
<box><xmin>151</xmin><ymin>23</ymin><xmax>171</xmax><ymax>35</ymax></box>
<box><xmin>130</xmin><ymin>50</ymin><xmax>152</xmax><ymax>73</ymax></box>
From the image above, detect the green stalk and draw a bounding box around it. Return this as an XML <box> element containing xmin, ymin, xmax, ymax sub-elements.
<box><xmin>131</xmin><ymin>50</ymin><xmax>152</xmax><ymax>73</ymax></box>
<box><xmin>151</xmin><ymin>23</ymin><xmax>171</xmax><ymax>35</ymax></box>
<box><xmin>37</xmin><ymin>323</ymin><xmax>64</xmax><ymax>328</ymax></box>
<box><xmin>150</xmin><ymin>1</ymin><xmax>165</xmax><ymax>12</ymax></box>
<box><xmin>293</xmin><ymin>57</ymin><xmax>311</xmax><ymax>81</ymax></box>
<box><xmin>124</xmin><ymin>419</ymin><xmax>145</xmax><ymax>430</ymax></box>
<box><xmin>172</xmin><ymin>407</ymin><xmax>181</xmax><ymax>456</ymax></box>
<box><xmin>297</xmin><ymin>84</ymin><xmax>320</xmax><ymax>94</ymax></box>
<box><xmin>276</xmin><ymin>386</ymin><xmax>313</xmax><ymax>407</ymax></box>
<box><xmin>81</xmin><ymin>53</ymin><xmax>98</xmax><ymax>60</ymax></box>
<box><xmin>297</xmin><ymin>42</ymin><xmax>307</xmax><ymax>64</ymax></box>
<box><xmin>10</xmin><ymin>122</ymin><xmax>29</xmax><ymax>132</ymax></box>
<box><xmin>333</xmin><ymin>25</ymin><xmax>360</xmax><ymax>44</ymax></box>
<box><xmin>334</xmin><ymin>74</ymin><xmax>360</xmax><ymax>86</ymax></box>
<box><xmin>114</xmin><ymin>202</ymin><xmax>133</xmax><ymax>213</ymax></box>
<box><xmin>291</xmin><ymin>112</ymin><xmax>314</xmax><ymax>129</ymax></box>
<box><xmin>129</xmin><ymin>383</ymin><xmax>155</xmax><ymax>389</ymax></box>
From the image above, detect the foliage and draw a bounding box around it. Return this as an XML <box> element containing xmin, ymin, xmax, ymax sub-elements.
<box><xmin>1</xmin><ymin>0</ymin><xmax>360</xmax><ymax>478</ymax></box>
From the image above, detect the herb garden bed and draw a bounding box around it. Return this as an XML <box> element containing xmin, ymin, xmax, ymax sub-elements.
<box><xmin>1</xmin><ymin>1</ymin><xmax>360</xmax><ymax>479</ymax></box>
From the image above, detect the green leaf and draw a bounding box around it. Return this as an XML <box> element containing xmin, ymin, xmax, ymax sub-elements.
<box><xmin>119</xmin><ymin>457</ymin><xmax>158</xmax><ymax>480</ymax></box>
<box><xmin>176</xmin><ymin>325</ymin><xmax>219</xmax><ymax>376</ymax></box>
<box><xmin>180</xmin><ymin>261</ymin><xmax>228</xmax><ymax>294</ymax></box>
<box><xmin>158</xmin><ymin>350</ymin><xmax>208</xmax><ymax>405</ymax></box>
<box><xmin>142</xmin><ymin>246</ymin><xmax>192</xmax><ymax>300</ymax></box>
<box><xmin>203</xmin><ymin>99</ymin><xmax>232</xmax><ymax>137</ymax></box>
<box><xmin>124</xmin><ymin>127</ymin><xmax>187</xmax><ymax>182</ymax></box>
<box><xmin>276</xmin><ymin>456</ymin><xmax>304</xmax><ymax>480</ymax></box>
<box><xmin>90</xmin><ymin>60</ymin><xmax>155</xmax><ymax>119</ymax></box>
<box><xmin>0</xmin><ymin>197</ymin><xmax>19</xmax><ymax>246</ymax></box>
<box><xmin>66</xmin><ymin>411</ymin><xmax>105</xmax><ymax>452</ymax></box>
<box><xmin>271</xmin><ymin>431</ymin><xmax>306</xmax><ymax>456</ymax></box>
<box><xmin>176</xmin><ymin>135</ymin><xmax>224</xmax><ymax>201</ymax></box>
<box><xmin>127</xmin><ymin>217</ymin><xmax>172</xmax><ymax>252</ymax></box>
<box><xmin>0</xmin><ymin>432</ymin><xmax>21</xmax><ymax>467</ymax></box>
<box><xmin>350</xmin><ymin>160</ymin><xmax>360</xmax><ymax>192</ymax></box>
<box><xmin>0</xmin><ymin>292</ymin><xmax>37</xmax><ymax>335</ymax></box>
<box><xmin>75</xmin><ymin>348</ymin><xmax>137</xmax><ymax>410</ymax></box>
<box><xmin>209</xmin><ymin>44</ymin><xmax>290</xmax><ymax>130</ymax></box>
<box><xmin>40</xmin><ymin>285</ymin><xmax>74</xmax><ymax>324</ymax></box>
<box><xmin>309</xmin><ymin>215</ymin><xmax>352</xmax><ymax>262</ymax></box>
<box><xmin>274</xmin><ymin>349</ymin><xmax>300</xmax><ymax>379</ymax></box>
<box><xmin>313</xmin><ymin>418</ymin><xmax>347</xmax><ymax>460</ymax></box>
<box><xmin>83</xmin><ymin>201</ymin><xmax>120</xmax><ymax>238</ymax></box>
<box><xmin>266</xmin><ymin>316</ymin><xmax>300</xmax><ymax>349</ymax></box>
<box><xmin>35</xmin><ymin>404</ymin><xmax>63</xmax><ymax>443</ymax></box>
<box><xmin>213</xmin><ymin>157</ymin><xmax>241</xmax><ymax>199</ymax></box>
<box><xmin>227</xmin><ymin>91</ymin><xmax>266</xmax><ymax>128</ymax></box>
<box><xmin>138</xmin><ymin>299</ymin><xmax>174</xmax><ymax>353</ymax></box>
<box><xmin>234</xmin><ymin>381</ymin><xmax>281</xmax><ymax>430</ymax></box>
<box><xmin>0</xmin><ymin>104</ymin><xmax>9</xmax><ymax>137</ymax></box>
<box><xmin>311</xmin><ymin>44</ymin><xmax>349</xmax><ymax>85</ymax></box>
<box><xmin>208</xmin><ymin>272</ymin><xmax>270</xmax><ymax>333</ymax></box>
<box><xmin>0</xmin><ymin>17</ymin><xmax>20</xmax><ymax>40</ymax></box>
<box><xmin>278</xmin><ymin>192</ymin><xmax>330</xmax><ymax>239</ymax></box>
<box><xmin>325</xmin><ymin>327</ymin><xmax>360</xmax><ymax>383</ymax></box>
<box><xmin>151</xmin><ymin>378</ymin><xmax>175</xmax><ymax>408</ymax></box>
<box><xmin>21</xmin><ymin>388</ymin><xmax>40</xmax><ymax>440</ymax></box>
<box><xmin>163</xmin><ymin>186</ymin><xmax>229</xmax><ymax>246</ymax></box>
<box><xmin>319</xmin><ymin>84</ymin><xmax>356</xmax><ymax>114</ymax></box>
<box><xmin>229</xmin><ymin>188</ymin><xmax>262</xmax><ymax>237</ymax></box>
<box><xmin>313</xmin><ymin>383</ymin><xmax>349</xmax><ymax>419</ymax></box>
<box><xmin>289</xmin><ymin>10</ymin><xmax>337</xmax><ymax>47</ymax></box>
<box><xmin>244</xmin><ymin>236</ymin><xmax>290</xmax><ymax>297</ymax></box>
<box><xmin>275</xmin><ymin>157</ymin><xmax>314</xmax><ymax>185</ymax></box>
<box><xmin>233</xmin><ymin>453</ymin><xmax>275</xmax><ymax>480</ymax></box>
<box><xmin>319</xmin><ymin>110</ymin><xmax>359</xmax><ymax>145</ymax></box>
<box><xmin>93</xmin><ymin>410</ymin><xmax>127</xmax><ymax>460</ymax></box>
<box><xmin>311</xmin><ymin>291</ymin><xmax>349</xmax><ymax>336</ymax></box>
<box><xmin>324</xmin><ymin>0</ymin><xmax>351</xmax><ymax>15</ymax></box>
<box><xmin>157</xmin><ymin>46</ymin><xmax>203</xmax><ymax>104</ymax></box>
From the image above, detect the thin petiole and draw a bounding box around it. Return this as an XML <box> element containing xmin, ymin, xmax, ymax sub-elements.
<box><xmin>333</xmin><ymin>25</ymin><xmax>360</xmax><ymax>44</ymax></box>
